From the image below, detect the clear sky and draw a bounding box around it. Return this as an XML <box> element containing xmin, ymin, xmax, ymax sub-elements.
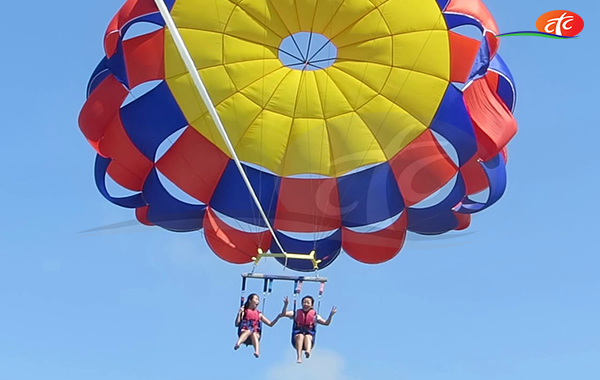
<box><xmin>1</xmin><ymin>1</ymin><xmax>599</xmax><ymax>379</ymax></box>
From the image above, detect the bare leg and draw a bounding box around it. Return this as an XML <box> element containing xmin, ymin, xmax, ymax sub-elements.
<box><xmin>294</xmin><ymin>334</ymin><xmax>304</xmax><ymax>363</ymax></box>
<box><xmin>304</xmin><ymin>335</ymin><xmax>313</xmax><ymax>358</ymax></box>
<box><xmin>235</xmin><ymin>330</ymin><xmax>251</xmax><ymax>350</ymax></box>
<box><xmin>251</xmin><ymin>332</ymin><xmax>260</xmax><ymax>358</ymax></box>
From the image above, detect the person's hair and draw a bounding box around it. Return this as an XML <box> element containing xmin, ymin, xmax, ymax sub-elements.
<box><xmin>244</xmin><ymin>293</ymin><xmax>259</xmax><ymax>310</ymax></box>
<box><xmin>302</xmin><ymin>295</ymin><xmax>314</xmax><ymax>306</ymax></box>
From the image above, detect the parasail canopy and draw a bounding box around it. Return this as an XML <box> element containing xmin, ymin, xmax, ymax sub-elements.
<box><xmin>79</xmin><ymin>0</ymin><xmax>518</xmax><ymax>271</ymax></box>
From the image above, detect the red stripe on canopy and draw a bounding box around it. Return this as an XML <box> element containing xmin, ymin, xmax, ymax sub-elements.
<box><xmin>104</xmin><ymin>0</ymin><xmax>159</xmax><ymax>57</ymax></box>
<box><xmin>275</xmin><ymin>177</ymin><xmax>341</xmax><ymax>233</ymax></box>
<box><xmin>342</xmin><ymin>213</ymin><xmax>408</xmax><ymax>264</ymax></box>
<box><xmin>155</xmin><ymin>128</ymin><xmax>230</xmax><ymax>204</ymax></box>
<box><xmin>460</xmin><ymin>156</ymin><xmax>488</xmax><ymax>195</ymax></box>
<box><xmin>485</xmin><ymin>31</ymin><xmax>500</xmax><ymax>57</ymax></box>
<box><xmin>453</xmin><ymin>211</ymin><xmax>471</xmax><ymax>230</ymax></box>
<box><xmin>485</xmin><ymin>71</ymin><xmax>499</xmax><ymax>92</ymax></box>
<box><xmin>79</xmin><ymin>74</ymin><xmax>128</xmax><ymax>149</ymax></box>
<box><xmin>446</xmin><ymin>0</ymin><xmax>499</xmax><ymax>35</ymax></box>
<box><xmin>106</xmin><ymin>159</ymin><xmax>149</xmax><ymax>192</ymax></box>
<box><xmin>79</xmin><ymin>74</ymin><xmax>152</xmax><ymax>190</ymax></box>
<box><xmin>390</xmin><ymin>130</ymin><xmax>458</xmax><ymax>207</ymax></box>
<box><xmin>123</xmin><ymin>29</ymin><xmax>165</xmax><ymax>88</ymax></box>
<box><xmin>449</xmin><ymin>31</ymin><xmax>481</xmax><ymax>83</ymax></box>
<box><xmin>464</xmin><ymin>77</ymin><xmax>517</xmax><ymax>161</ymax></box>
<box><xmin>501</xmin><ymin>147</ymin><xmax>508</xmax><ymax>163</ymax></box>
<box><xmin>203</xmin><ymin>208</ymin><xmax>271</xmax><ymax>264</ymax></box>
<box><xmin>135</xmin><ymin>206</ymin><xmax>153</xmax><ymax>226</ymax></box>
<box><xmin>98</xmin><ymin>115</ymin><xmax>153</xmax><ymax>191</ymax></box>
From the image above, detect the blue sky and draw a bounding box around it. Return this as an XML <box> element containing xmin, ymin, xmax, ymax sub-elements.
<box><xmin>1</xmin><ymin>0</ymin><xmax>599</xmax><ymax>379</ymax></box>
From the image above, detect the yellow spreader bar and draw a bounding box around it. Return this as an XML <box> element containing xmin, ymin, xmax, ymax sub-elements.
<box><xmin>252</xmin><ymin>248</ymin><xmax>321</xmax><ymax>270</ymax></box>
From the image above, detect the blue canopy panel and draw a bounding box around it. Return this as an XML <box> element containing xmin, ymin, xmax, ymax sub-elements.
<box><xmin>120</xmin><ymin>12</ymin><xmax>166</xmax><ymax>37</ymax></box>
<box><xmin>162</xmin><ymin>0</ymin><xmax>176</xmax><ymax>10</ymax></box>
<box><xmin>95</xmin><ymin>155</ymin><xmax>146</xmax><ymax>208</ymax></box>
<box><xmin>120</xmin><ymin>81</ymin><xmax>188</xmax><ymax>161</ymax></box>
<box><xmin>98</xmin><ymin>0</ymin><xmax>175</xmax><ymax>92</ymax></box>
<box><xmin>336</xmin><ymin>163</ymin><xmax>404</xmax><ymax>228</ymax></box>
<box><xmin>142</xmin><ymin>168</ymin><xmax>205</xmax><ymax>232</ymax></box>
<box><xmin>444</xmin><ymin>13</ymin><xmax>484</xmax><ymax>32</ymax></box>
<box><xmin>468</xmin><ymin>36</ymin><xmax>491</xmax><ymax>83</ymax></box>
<box><xmin>444</xmin><ymin>12</ymin><xmax>491</xmax><ymax>85</ymax></box>
<box><xmin>104</xmin><ymin>42</ymin><xmax>129</xmax><ymax>89</ymax></box>
<box><xmin>456</xmin><ymin>153</ymin><xmax>507</xmax><ymax>214</ymax></box>
<box><xmin>436</xmin><ymin>0</ymin><xmax>451</xmax><ymax>11</ymax></box>
<box><xmin>87</xmin><ymin>57</ymin><xmax>112</xmax><ymax>96</ymax></box>
<box><xmin>490</xmin><ymin>54</ymin><xmax>517</xmax><ymax>112</ymax></box>
<box><xmin>407</xmin><ymin>173</ymin><xmax>467</xmax><ymax>234</ymax></box>
<box><xmin>210</xmin><ymin>162</ymin><xmax>280</xmax><ymax>228</ymax></box>
<box><xmin>430</xmin><ymin>85</ymin><xmax>478</xmax><ymax>166</ymax></box>
<box><xmin>271</xmin><ymin>230</ymin><xmax>342</xmax><ymax>272</ymax></box>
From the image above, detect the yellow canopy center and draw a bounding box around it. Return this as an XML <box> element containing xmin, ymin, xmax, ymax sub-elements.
<box><xmin>165</xmin><ymin>0</ymin><xmax>450</xmax><ymax>177</ymax></box>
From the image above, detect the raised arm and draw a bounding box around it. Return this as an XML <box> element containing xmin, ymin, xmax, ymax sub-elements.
<box><xmin>235</xmin><ymin>306</ymin><xmax>245</xmax><ymax>327</ymax></box>
<box><xmin>316</xmin><ymin>306</ymin><xmax>337</xmax><ymax>326</ymax></box>
<box><xmin>280</xmin><ymin>296</ymin><xmax>294</xmax><ymax>318</ymax></box>
<box><xmin>260</xmin><ymin>313</ymin><xmax>280</xmax><ymax>327</ymax></box>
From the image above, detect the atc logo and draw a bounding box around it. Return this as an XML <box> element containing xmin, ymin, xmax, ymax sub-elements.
<box><xmin>536</xmin><ymin>11</ymin><xmax>584</xmax><ymax>37</ymax></box>
<box><xmin>498</xmin><ymin>10</ymin><xmax>584</xmax><ymax>39</ymax></box>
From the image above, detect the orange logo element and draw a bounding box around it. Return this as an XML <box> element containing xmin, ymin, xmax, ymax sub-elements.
<box><xmin>536</xmin><ymin>10</ymin><xmax>584</xmax><ymax>37</ymax></box>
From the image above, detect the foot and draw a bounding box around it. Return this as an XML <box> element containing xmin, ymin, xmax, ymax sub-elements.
<box><xmin>305</xmin><ymin>351</ymin><xmax>311</xmax><ymax>359</ymax></box>
<box><xmin>234</xmin><ymin>344</ymin><xmax>240</xmax><ymax>350</ymax></box>
<box><xmin>297</xmin><ymin>357</ymin><xmax>302</xmax><ymax>364</ymax></box>
<box><xmin>254</xmin><ymin>352</ymin><xmax>260</xmax><ymax>358</ymax></box>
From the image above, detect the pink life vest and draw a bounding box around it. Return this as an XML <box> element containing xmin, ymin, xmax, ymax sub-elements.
<box><xmin>294</xmin><ymin>309</ymin><xmax>316</xmax><ymax>331</ymax></box>
<box><xmin>243</xmin><ymin>308</ymin><xmax>261</xmax><ymax>331</ymax></box>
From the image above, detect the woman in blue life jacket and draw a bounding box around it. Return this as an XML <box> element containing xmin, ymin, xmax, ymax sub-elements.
<box><xmin>234</xmin><ymin>293</ymin><xmax>280</xmax><ymax>358</ymax></box>
<box><xmin>279</xmin><ymin>296</ymin><xmax>337</xmax><ymax>363</ymax></box>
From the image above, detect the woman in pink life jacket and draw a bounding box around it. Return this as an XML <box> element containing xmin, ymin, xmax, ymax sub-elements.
<box><xmin>234</xmin><ymin>293</ymin><xmax>280</xmax><ymax>358</ymax></box>
<box><xmin>279</xmin><ymin>295</ymin><xmax>337</xmax><ymax>363</ymax></box>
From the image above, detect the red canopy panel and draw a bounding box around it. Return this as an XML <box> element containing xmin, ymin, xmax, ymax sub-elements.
<box><xmin>122</xmin><ymin>29</ymin><xmax>165</xmax><ymax>89</ymax></box>
<box><xmin>105</xmin><ymin>0</ymin><xmax>159</xmax><ymax>57</ymax></box>
<box><xmin>274</xmin><ymin>177</ymin><xmax>341</xmax><ymax>233</ymax></box>
<box><xmin>390</xmin><ymin>130</ymin><xmax>458</xmax><ymax>207</ymax></box>
<box><xmin>464</xmin><ymin>77</ymin><xmax>517</xmax><ymax>161</ymax></box>
<box><xmin>446</xmin><ymin>0</ymin><xmax>499</xmax><ymax>35</ymax></box>
<box><xmin>155</xmin><ymin>128</ymin><xmax>230</xmax><ymax>204</ymax></box>
<box><xmin>342</xmin><ymin>212</ymin><xmax>408</xmax><ymax>264</ymax></box>
<box><xmin>484</xmin><ymin>70</ymin><xmax>499</xmax><ymax>92</ymax></box>
<box><xmin>100</xmin><ymin>115</ymin><xmax>153</xmax><ymax>191</ymax></box>
<box><xmin>106</xmin><ymin>159</ymin><xmax>150</xmax><ymax>192</ymax></box>
<box><xmin>453</xmin><ymin>211</ymin><xmax>471</xmax><ymax>230</ymax></box>
<box><xmin>449</xmin><ymin>31</ymin><xmax>481</xmax><ymax>83</ymax></box>
<box><xmin>135</xmin><ymin>205</ymin><xmax>153</xmax><ymax>226</ymax></box>
<box><xmin>485</xmin><ymin>31</ymin><xmax>500</xmax><ymax>57</ymax></box>
<box><xmin>79</xmin><ymin>74</ymin><xmax>128</xmax><ymax>148</ymax></box>
<box><xmin>79</xmin><ymin>74</ymin><xmax>152</xmax><ymax>190</ymax></box>
<box><xmin>460</xmin><ymin>155</ymin><xmax>488</xmax><ymax>195</ymax></box>
<box><xmin>203</xmin><ymin>207</ymin><xmax>271</xmax><ymax>264</ymax></box>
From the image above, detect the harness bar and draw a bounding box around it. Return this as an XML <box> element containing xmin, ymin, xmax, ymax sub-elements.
<box><xmin>241</xmin><ymin>273</ymin><xmax>328</xmax><ymax>283</ymax></box>
<box><xmin>252</xmin><ymin>248</ymin><xmax>322</xmax><ymax>271</ymax></box>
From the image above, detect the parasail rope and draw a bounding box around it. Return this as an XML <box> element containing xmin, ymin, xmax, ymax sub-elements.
<box><xmin>153</xmin><ymin>0</ymin><xmax>288</xmax><ymax>256</ymax></box>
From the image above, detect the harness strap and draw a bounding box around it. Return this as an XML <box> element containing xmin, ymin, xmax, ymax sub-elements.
<box><xmin>240</xmin><ymin>276</ymin><xmax>247</xmax><ymax>307</ymax></box>
<box><xmin>315</xmin><ymin>281</ymin><xmax>325</xmax><ymax>333</ymax></box>
<box><xmin>261</xmin><ymin>278</ymin><xmax>268</xmax><ymax>311</ymax></box>
<box><xmin>292</xmin><ymin>280</ymin><xmax>302</xmax><ymax>330</ymax></box>
<box><xmin>257</xmin><ymin>279</ymin><xmax>274</xmax><ymax>335</ymax></box>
